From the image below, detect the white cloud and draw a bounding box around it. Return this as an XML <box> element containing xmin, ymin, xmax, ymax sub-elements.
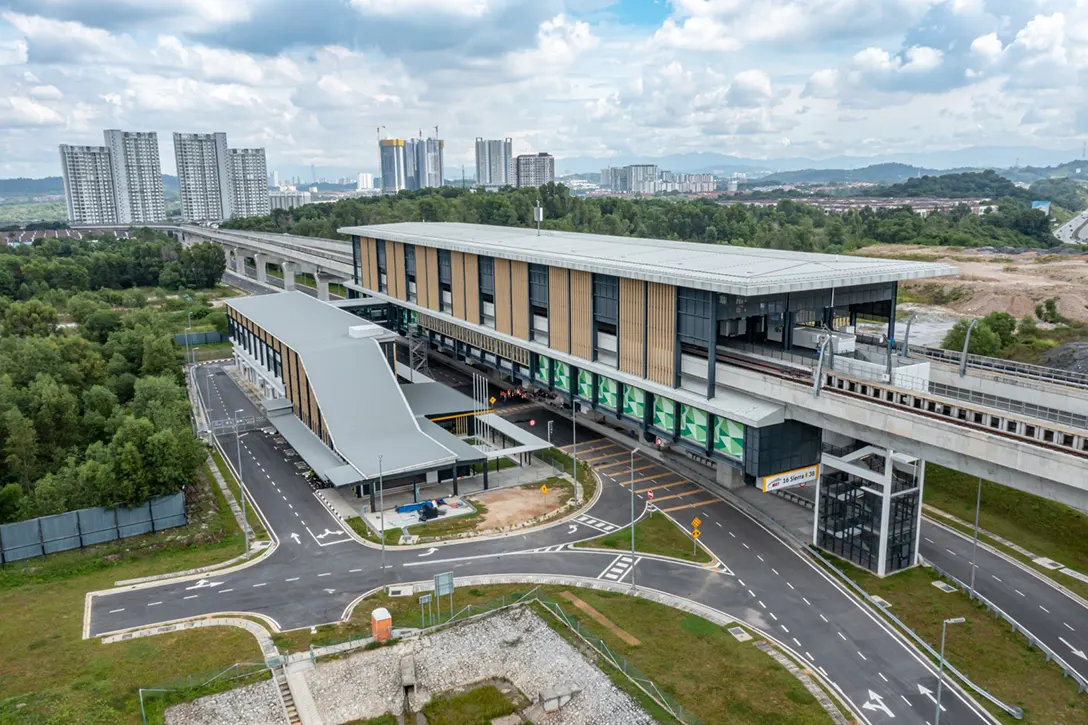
<box><xmin>652</xmin><ymin>17</ymin><xmax>739</xmax><ymax>52</ymax></box>
<box><xmin>0</xmin><ymin>96</ymin><xmax>64</xmax><ymax>126</ymax></box>
<box><xmin>803</xmin><ymin>69</ymin><xmax>840</xmax><ymax>98</ymax></box>
<box><xmin>0</xmin><ymin>39</ymin><xmax>28</xmax><ymax>65</ymax></box>
<box><xmin>725</xmin><ymin>69</ymin><xmax>774</xmax><ymax>107</ymax></box>
<box><xmin>970</xmin><ymin>33</ymin><xmax>1003</xmax><ymax>62</ymax></box>
<box><xmin>29</xmin><ymin>84</ymin><xmax>62</xmax><ymax>100</ymax></box>
<box><xmin>901</xmin><ymin>46</ymin><xmax>943</xmax><ymax>73</ymax></box>
<box><xmin>350</xmin><ymin>0</ymin><xmax>503</xmax><ymax>18</ymax></box>
<box><xmin>1</xmin><ymin>11</ymin><xmax>139</xmax><ymax>63</ymax></box>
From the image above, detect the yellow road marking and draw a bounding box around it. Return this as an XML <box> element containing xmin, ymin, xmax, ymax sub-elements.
<box><xmin>582</xmin><ymin>451</ymin><xmax>626</xmax><ymax>463</ymax></box>
<box><xmin>561</xmin><ymin>440</ymin><xmax>614</xmax><ymax>455</ymax></box>
<box><xmin>603</xmin><ymin>463</ymin><xmax>656</xmax><ymax>476</ymax></box>
<box><xmin>636</xmin><ymin>481</ymin><xmax>698</xmax><ymax>495</ymax></box>
<box><xmin>644</xmin><ymin>490</ymin><xmax>697</xmax><ymax>503</ymax></box>
<box><xmin>619</xmin><ymin>471</ymin><xmax>683</xmax><ymax>486</ymax></box>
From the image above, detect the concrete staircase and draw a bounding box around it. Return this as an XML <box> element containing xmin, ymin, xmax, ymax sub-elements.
<box><xmin>273</xmin><ymin>665</ymin><xmax>302</xmax><ymax>724</ymax></box>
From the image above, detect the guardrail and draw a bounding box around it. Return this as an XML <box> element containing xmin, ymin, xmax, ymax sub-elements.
<box><xmin>806</xmin><ymin>546</ymin><xmax>1025</xmax><ymax>720</ymax></box>
<box><xmin>925</xmin><ymin>558</ymin><xmax>1088</xmax><ymax>695</ymax></box>
<box><xmin>892</xmin><ymin>338</ymin><xmax>1088</xmax><ymax>390</ymax></box>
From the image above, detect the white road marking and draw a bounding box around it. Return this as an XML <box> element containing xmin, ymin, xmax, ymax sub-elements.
<box><xmin>1016</xmin><ymin>589</ymin><xmax>1025</xmax><ymax>597</ymax></box>
<box><xmin>748</xmin><ymin>589</ymin><xmax>755</xmax><ymax>597</ymax></box>
<box><xmin>742</xmin><ymin>543</ymin><xmax>750</xmax><ymax>549</ymax></box>
<box><xmin>349</xmin><ymin>569</ymin><xmax>362</xmax><ymax>573</ymax></box>
<box><xmin>945</xmin><ymin>549</ymin><xmax>956</xmax><ymax>556</ymax></box>
<box><xmin>771</xmin><ymin>567</ymin><xmax>779</xmax><ymax>575</ymax></box>
<box><xmin>715</xmin><ymin>522</ymin><xmax>722</xmax><ymax>527</ymax></box>
<box><xmin>769</xmin><ymin>612</ymin><xmax>778</xmax><ymax>621</ymax></box>
<box><xmin>819</xmin><ymin>614</ymin><xmax>828</xmax><ymax>623</ymax></box>
<box><xmin>879</xmin><ymin>672</ymin><xmax>888</xmax><ymax>683</ymax></box>
<box><xmin>793</xmin><ymin>637</ymin><xmax>802</xmax><ymax>648</ymax></box>
<box><xmin>925</xmin><ymin>537</ymin><xmax>934</xmax><ymax>544</ymax></box>
<box><xmin>148</xmin><ymin>601</ymin><xmax>161</xmax><ymax>607</ymax></box>
<box><xmin>286</xmin><ymin>577</ymin><xmax>299</xmax><ymax>582</ymax></box>
<box><xmin>802</xmin><ymin>597</ymin><xmax>810</xmax><ymax>605</ymax></box>
<box><xmin>901</xmin><ymin>695</ymin><xmax>911</xmax><ymax>706</ymax></box>
<box><xmin>782</xmin><ymin>626</ymin><xmax>790</xmax><ymax>634</ymax></box>
<box><xmin>837</xmin><ymin>631</ymin><xmax>846</xmax><ymax>641</ymax></box>
<box><xmin>857</xmin><ymin>651</ymin><xmax>867</xmax><ymax>661</ymax></box>
<box><xmin>992</xmin><ymin>575</ymin><xmax>1001</xmax><ymax>582</ymax></box>
<box><xmin>289</xmin><ymin>504</ymin><xmax>293</xmax><ymax>509</ymax></box>
<box><xmin>738</xmin><ymin>579</ymin><xmax>745</xmax><ymax>587</ymax></box>
<box><xmin>219</xmin><ymin>589</ymin><xmax>233</xmax><ymax>594</ymax></box>
<box><xmin>253</xmin><ymin>583</ymin><xmax>267</xmax><ymax>588</ymax></box>
<box><xmin>183</xmin><ymin>595</ymin><xmax>198</xmax><ymax>600</ymax></box>
<box><xmin>729</xmin><ymin>531</ymin><xmax>735</xmax><ymax>537</ymax></box>
<box><xmin>318</xmin><ymin>572</ymin><xmax>331</xmax><ymax>577</ymax></box>
<box><xmin>1040</xmin><ymin>605</ymin><xmax>1050</xmax><ymax>613</ymax></box>
<box><xmin>757</xmin><ymin>555</ymin><xmax>765</xmax><ymax>562</ymax></box>
<box><xmin>109</xmin><ymin>608</ymin><xmax>125</xmax><ymax>613</ymax></box>
<box><xmin>1065</xmin><ymin>622</ymin><xmax>1075</xmax><ymax>632</ymax></box>
<box><xmin>758</xmin><ymin>600</ymin><xmax>766</xmax><ymax>609</ymax></box>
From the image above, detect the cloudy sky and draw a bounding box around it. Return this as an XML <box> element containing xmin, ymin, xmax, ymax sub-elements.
<box><xmin>1</xmin><ymin>0</ymin><xmax>1086</xmax><ymax>178</ymax></box>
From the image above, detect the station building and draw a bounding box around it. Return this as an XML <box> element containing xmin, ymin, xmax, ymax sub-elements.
<box><xmin>224</xmin><ymin>291</ymin><xmax>547</xmax><ymax>509</ymax></box>
<box><xmin>336</xmin><ymin>222</ymin><xmax>956</xmax><ymax>575</ymax></box>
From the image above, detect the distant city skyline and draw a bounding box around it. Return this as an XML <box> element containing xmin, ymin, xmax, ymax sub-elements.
<box><xmin>3</xmin><ymin>3</ymin><xmax>1087</xmax><ymax>179</ymax></box>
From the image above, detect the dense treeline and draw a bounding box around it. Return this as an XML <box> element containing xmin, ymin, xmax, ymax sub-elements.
<box><xmin>875</xmin><ymin>170</ymin><xmax>1029</xmax><ymax>199</ymax></box>
<box><xmin>223</xmin><ymin>179</ymin><xmax>1057</xmax><ymax>250</ymax></box>
<box><xmin>0</xmin><ymin>231</ymin><xmax>227</xmax><ymax>523</ymax></box>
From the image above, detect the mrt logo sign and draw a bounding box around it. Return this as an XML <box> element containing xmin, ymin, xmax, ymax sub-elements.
<box><xmin>761</xmin><ymin>464</ymin><xmax>819</xmax><ymax>493</ymax></box>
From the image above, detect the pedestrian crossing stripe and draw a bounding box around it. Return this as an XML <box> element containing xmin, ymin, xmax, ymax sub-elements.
<box><xmin>576</xmin><ymin>514</ymin><xmax>618</xmax><ymax>533</ymax></box>
<box><xmin>530</xmin><ymin>544</ymin><xmax>568</xmax><ymax>553</ymax></box>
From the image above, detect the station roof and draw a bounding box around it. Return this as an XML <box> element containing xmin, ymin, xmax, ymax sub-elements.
<box><xmin>226</xmin><ymin>290</ymin><xmax>394</xmax><ymax>353</ymax></box>
<box><xmin>400</xmin><ymin>382</ymin><xmax>478</xmax><ymax>418</ymax></box>
<box><xmin>338</xmin><ymin>222</ymin><xmax>958</xmax><ymax>296</ymax></box>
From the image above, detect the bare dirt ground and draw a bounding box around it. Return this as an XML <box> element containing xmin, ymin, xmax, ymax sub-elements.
<box><xmin>856</xmin><ymin>245</ymin><xmax>1088</xmax><ymax>323</ymax></box>
<box><xmin>471</xmin><ymin>483</ymin><xmax>570</xmax><ymax>530</ymax></box>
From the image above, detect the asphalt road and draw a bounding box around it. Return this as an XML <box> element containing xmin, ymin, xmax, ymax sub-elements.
<box><xmin>84</xmin><ymin>359</ymin><xmax>1001</xmax><ymax>724</ymax></box>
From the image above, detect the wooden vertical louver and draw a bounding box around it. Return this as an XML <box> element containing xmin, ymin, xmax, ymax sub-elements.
<box><xmin>494</xmin><ymin>258</ymin><xmax>512</xmax><ymax>334</ymax></box>
<box><xmin>646</xmin><ymin>282</ymin><xmax>676</xmax><ymax>386</ymax></box>
<box><xmin>619</xmin><ymin>277</ymin><xmax>645</xmax><ymax>377</ymax></box>
<box><xmin>425</xmin><ymin>247</ymin><xmax>440</xmax><ymax>311</ymax></box>
<box><xmin>390</xmin><ymin>242</ymin><xmax>405</xmax><ymax>300</ymax></box>
<box><xmin>464</xmin><ymin>253</ymin><xmax>480</xmax><ymax>324</ymax></box>
<box><xmin>570</xmin><ymin>270</ymin><xmax>593</xmax><ymax>360</ymax></box>
<box><xmin>451</xmin><ymin>252</ymin><xmax>466</xmax><ymax>319</ymax></box>
<box><xmin>511</xmin><ymin>261</ymin><xmax>530</xmax><ymax>341</ymax></box>
<box><xmin>548</xmin><ymin>267</ymin><xmax>570</xmax><ymax>353</ymax></box>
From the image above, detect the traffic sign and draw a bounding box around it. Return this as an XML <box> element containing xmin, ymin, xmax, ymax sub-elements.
<box><xmin>530</xmin><ymin>419</ymin><xmax>536</xmax><ymax>426</ymax></box>
<box><xmin>692</xmin><ymin>529</ymin><xmax>701</xmax><ymax>540</ymax></box>
<box><xmin>655</xmin><ymin>436</ymin><xmax>664</xmax><ymax>447</ymax></box>
<box><xmin>434</xmin><ymin>571</ymin><xmax>455</xmax><ymax>597</ymax></box>
<box><xmin>489</xmin><ymin>396</ymin><xmax>496</xmax><ymax>404</ymax></box>
<box><xmin>540</xmin><ymin>484</ymin><xmax>549</xmax><ymax>495</ymax></box>
<box><xmin>647</xmin><ymin>491</ymin><xmax>654</xmax><ymax>500</ymax></box>
<box><xmin>691</xmin><ymin>516</ymin><xmax>702</xmax><ymax>528</ymax></box>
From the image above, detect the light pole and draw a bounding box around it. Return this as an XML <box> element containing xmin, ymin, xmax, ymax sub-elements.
<box><xmin>185</xmin><ymin>311</ymin><xmax>193</xmax><ymax>368</ymax></box>
<box><xmin>959</xmin><ymin>319</ymin><xmax>978</xmax><ymax>377</ymax></box>
<box><xmin>235</xmin><ymin>408</ymin><xmax>248</xmax><ymax>557</ymax></box>
<box><xmin>969</xmin><ymin>476</ymin><xmax>982</xmax><ymax>598</ymax></box>
<box><xmin>571</xmin><ymin>396</ymin><xmax>577</xmax><ymax>488</ymax></box>
<box><xmin>935</xmin><ymin>616</ymin><xmax>965</xmax><ymax>725</ymax></box>
<box><xmin>629</xmin><ymin>448</ymin><xmax>636</xmax><ymax>591</ymax></box>
<box><xmin>378</xmin><ymin>454</ymin><xmax>385</xmax><ymax>573</ymax></box>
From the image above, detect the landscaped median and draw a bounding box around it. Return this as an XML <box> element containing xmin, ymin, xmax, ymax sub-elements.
<box><xmin>816</xmin><ymin>552</ymin><xmax>1085</xmax><ymax>724</ymax></box>
<box><xmin>574</xmin><ymin>511</ymin><xmax>713</xmax><ymax>564</ymax></box>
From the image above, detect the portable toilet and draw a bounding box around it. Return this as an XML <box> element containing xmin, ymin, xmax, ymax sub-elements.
<box><xmin>371</xmin><ymin>607</ymin><xmax>392</xmax><ymax>642</ymax></box>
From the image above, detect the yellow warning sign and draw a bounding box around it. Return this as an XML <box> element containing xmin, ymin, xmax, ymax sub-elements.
<box><xmin>540</xmin><ymin>484</ymin><xmax>549</xmax><ymax>495</ymax></box>
<box><xmin>691</xmin><ymin>516</ymin><xmax>702</xmax><ymax>528</ymax></box>
<box><xmin>692</xmin><ymin>529</ymin><xmax>701</xmax><ymax>540</ymax></box>
<box><xmin>489</xmin><ymin>396</ymin><xmax>496</xmax><ymax>404</ymax></box>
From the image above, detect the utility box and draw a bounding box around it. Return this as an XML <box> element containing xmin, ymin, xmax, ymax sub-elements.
<box><xmin>371</xmin><ymin>607</ymin><xmax>392</xmax><ymax>642</ymax></box>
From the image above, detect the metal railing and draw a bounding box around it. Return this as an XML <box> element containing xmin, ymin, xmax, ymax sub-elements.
<box><xmin>898</xmin><ymin>340</ymin><xmax>1088</xmax><ymax>390</ymax></box>
<box><xmin>806</xmin><ymin>546</ymin><xmax>1025</xmax><ymax>720</ymax></box>
<box><xmin>925</xmin><ymin>558</ymin><xmax>1088</xmax><ymax>695</ymax></box>
<box><xmin>138</xmin><ymin>662</ymin><xmax>270</xmax><ymax>725</ymax></box>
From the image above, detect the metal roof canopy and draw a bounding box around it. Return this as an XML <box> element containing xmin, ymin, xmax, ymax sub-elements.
<box><xmin>401</xmin><ymin>382</ymin><xmax>478</xmax><ymax>418</ymax></box>
<box><xmin>416</xmin><ymin>418</ymin><xmax>486</xmax><ymax>462</ymax></box>
<box><xmin>338</xmin><ymin>222</ymin><xmax>958</xmax><ymax>297</ymax></box>
<box><xmin>268</xmin><ymin>414</ymin><xmax>351</xmax><ymax>482</ymax></box>
<box><xmin>475</xmin><ymin>412</ymin><xmax>552</xmax><ymax>453</ymax></box>
<box><xmin>226</xmin><ymin>291</ymin><xmax>394</xmax><ymax>354</ymax></box>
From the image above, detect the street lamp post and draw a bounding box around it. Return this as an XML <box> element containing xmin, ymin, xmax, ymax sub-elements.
<box><xmin>969</xmin><ymin>476</ymin><xmax>982</xmax><ymax>599</ymax></box>
<box><xmin>378</xmin><ymin>454</ymin><xmax>385</xmax><ymax>573</ymax></box>
<box><xmin>185</xmin><ymin>311</ymin><xmax>193</xmax><ymax>368</ymax></box>
<box><xmin>935</xmin><ymin>616</ymin><xmax>965</xmax><ymax>725</ymax></box>
<box><xmin>629</xmin><ymin>448</ymin><xmax>636</xmax><ymax>591</ymax></box>
<box><xmin>235</xmin><ymin>409</ymin><xmax>248</xmax><ymax>557</ymax></box>
<box><xmin>571</xmin><ymin>397</ymin><xmax>577</xmax><ymax>489</ymax></box>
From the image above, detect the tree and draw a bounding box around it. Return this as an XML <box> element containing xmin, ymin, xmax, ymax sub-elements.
<box><xmin>205</xmin><ymin>310</ymin><xmax>229</xmax><ymax>337</ymax></box>
<box><xmin>3</xmin><ymin>299</ymin><xmax>58</xmax><ymax>337</ymax></box>
<box><xmin>82</xmin><ymin>310</ymin><xmax>122</xmax><ymax>344</ymax></box>
<box><xmin>981</xmin><ymin>311</ymin><xmax>1017</xmax><ymax>350</ymax></box>
<box><xmin>158</xmin><ymin>261</ymin><xmax>184</xmax><ymax>290</ymax></box>
<box><xmin>0</xmin><ymin>483</ymin><xmax>24</xmax><ymax>523</ymax></box>
<box><xmin>2</xmin><ymin>409</ymin><xmax>39</xmax><ymax>487</ymax></box>
<box><xmin>180</xmin><ymin>242</ymin><xmax>226</xmax><ymax>288</ymax></box>
<box><xmin>941</xmin><ymin>318</ymin><xmax>1001</xmax><ymax>357</ymax></box>
<box><xmin>140</xmin><ymin>335</ymin><xmax>180</xmax><ymax>377</ymax></box>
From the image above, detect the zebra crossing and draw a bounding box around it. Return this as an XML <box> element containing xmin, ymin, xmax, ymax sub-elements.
<box><xmin>597</xmin><ymin>554</ymin><xmax>640</xmax><ymax>582</ymax></box>
<box><xmin>575</xmin><ymin>514</ymin><xmax>619</xmax><ymax>534</ymax></box>
<box><xmin>529</xmin><ymin>544</ymin><xmax>568</xmax><ymax>553</ymax></box>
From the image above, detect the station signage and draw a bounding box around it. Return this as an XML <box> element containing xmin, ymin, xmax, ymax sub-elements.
<box><xmin>761</xmin><ymin>464</ymin><xmax>819</xmax><ymax>493</ymax></box>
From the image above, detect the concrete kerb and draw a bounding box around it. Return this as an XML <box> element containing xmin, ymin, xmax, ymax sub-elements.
<box><xmin>96</xmin><ymin>610</ymin><xmax>283</xmax><ymax>648</ymax></box>
<box><xmin>328</xmin><ymin>463</ymin><xmax>607</xmax><ymax>552</ymax></box>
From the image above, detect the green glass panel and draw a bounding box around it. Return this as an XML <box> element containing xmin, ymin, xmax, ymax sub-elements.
<box><xmin>597</xmin><ymin>376</ymin><xmax>618</xmax><ymax>410</ymax></box>
<box><xmin>680</xmin><ymin>405</ymin><xmax>708</xmax><ymax>445</ymax></box>
<box><xmin>652</xmin><ymin>396</ymin><xmax>674</xmax><ymax>431</ymax></box>
<box><xmin>713</xmin><ymin>416</ymin><xmax>745</xmax><ymax>460</ymax></box>
<box><xmin>554</xmin><ymin>361</ymin><xmax>570</xmax><ymax>392</ymax></box>
<box><xmin>622</xmin><ymin>385</ymin><xmax>645</xmax><ymax>419</ymax></box>
<box><xmin>577</xmin><ymin>369</ymin><xmax>594</xmax><ymax>400</ymax></box>
<box><xmin>535</xmin><ymin>355</ymin><xmax>550</xmax><ymax>383</ymax></box>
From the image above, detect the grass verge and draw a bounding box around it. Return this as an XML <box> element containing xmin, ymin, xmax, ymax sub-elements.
<box><xmin>0</xmin><ymin>464</ymin><xmax>265</xmax><ymax>724</ymax></box>
<box><xmin>422</xmin><ymin>684</ymin><xmax>516</xmax><ymax>725</ymax></box>
<box><xmin>270</xmin><ymin>583</ymin><xmax>834</xmax><ymax>724</ymax></box>
<box><xmin>210</xmin><ymin>449</ymin><xmax>268</xmax><ymax>542</ymax></box>
<box><xmin>822</xmin><ymin>554</ymin><xmax>1085</xmax><ymax>724</ymax></box>
<box><xmin>923</xmin><ymin>463</ymin><xmax>1088</xmax><ymax>600</ymax></box>
<box><xmin>574</xmin><ymin>511</ymin><xmax>711</xmax><ymax>564</ymax></box>
<box><xmin>536</xmin><ymin>447</ymin><xmax>597</xmax><ymax>503</ymax></box>
<box><xmin>345</xmin><ymin>516</ymin><xmax>405</xmax><ymax>547</ymax></box>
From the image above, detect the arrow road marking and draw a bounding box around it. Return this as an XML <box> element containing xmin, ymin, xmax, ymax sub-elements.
<box><xmin>323</xmin><ymin>589</ymin><xmax>336</xmax><ymax>594</ymax></box>
<box><xmin>862</xmin><ymin>690</ymin><xmax>895</xmax><ymax>718</ymax></box>
<box><xmin>418</xmin><ymin>548</ymin><xmax>439</xmax><ymax>557</ymax></box>
<box><xmin>916</xmin><ymin>683</ymin><xmax>945</xmax><ymax>712</ymax></box>
<box><xmin>315</xmin><ymin>528</ymin><xmax>344</xmax><ymax>539</ymax></box>
<box><xmin>1059</xmin><ymin>636</ymin><xmax>1088</xmax><ymax>660</ymax></box>
<box><xmin>568</xmin><ymin>524</ymin><xmax>578</xmax><ymax>534</ymax></box>
<box><xmin>185</xmin><ymin>578</ymin><xmax>223</xmax><ymax>591</ymax></box>
<box><xmin>290</xmin><ymin>533</ymin><xmax>301</xmax><ymax>545</ymax></box>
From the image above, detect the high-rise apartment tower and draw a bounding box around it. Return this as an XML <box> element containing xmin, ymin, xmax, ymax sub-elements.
<box><xmin>475</xmin><ymin>138</ymin><xmax>513</xmax><ymax>186</ymax></box>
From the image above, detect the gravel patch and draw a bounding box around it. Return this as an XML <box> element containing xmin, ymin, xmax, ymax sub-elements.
<box><xmin>165</xmin><ymin>678</ymin><xmax>282</xmax><ymax>725</ymax></box>
<box><xmin>306</xmin><ymin>607</ymin><xmax>655</xmax><ymax>725</ymax></box>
